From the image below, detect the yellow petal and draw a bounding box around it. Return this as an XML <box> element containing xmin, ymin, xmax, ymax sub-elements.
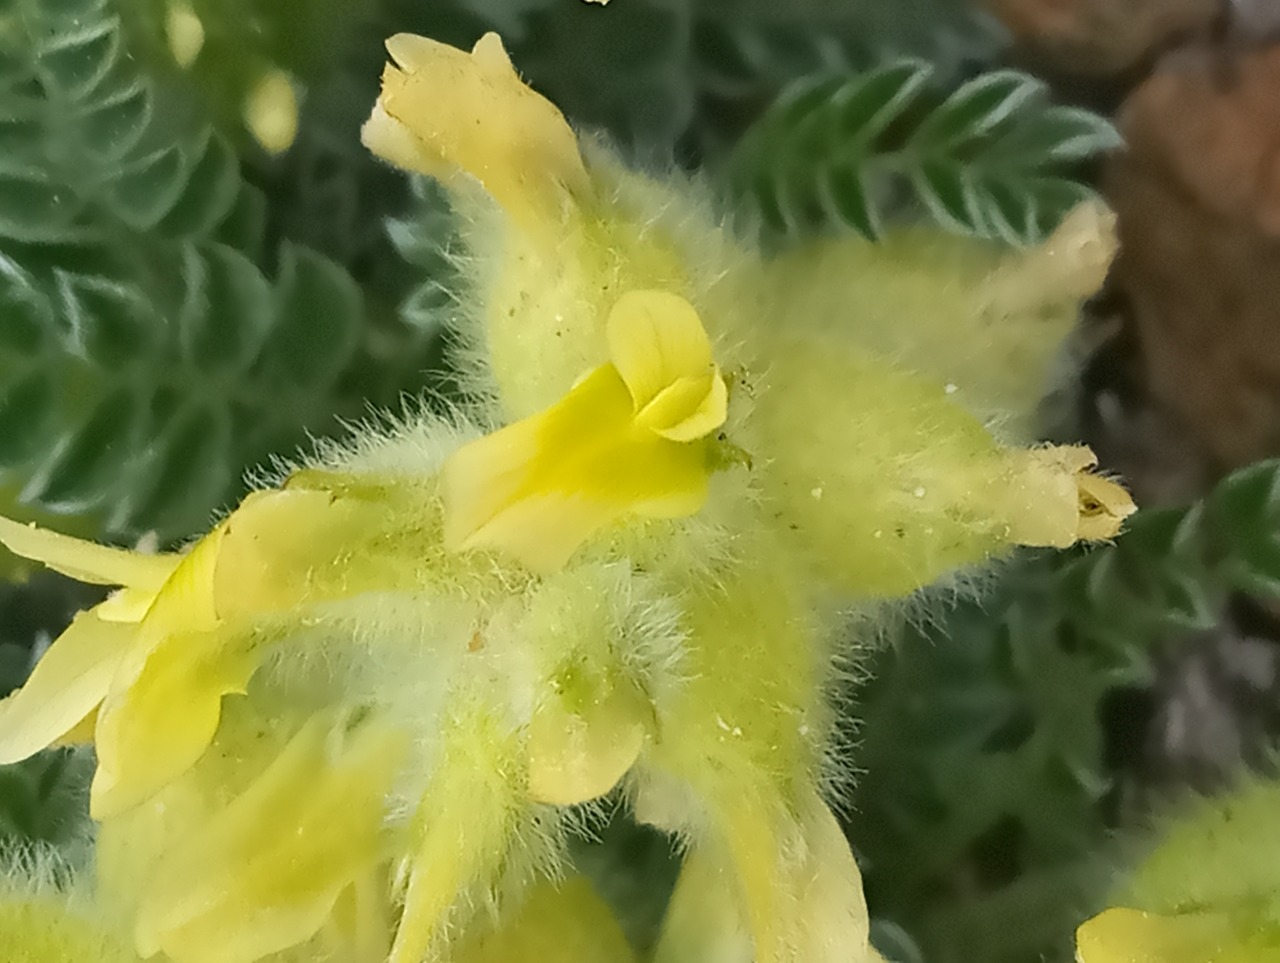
<box><xmin>49</xmin><ymin>705</ymin><xmax>98</xmax><ymax>748</ymax></box>
<box><xmin>986</xmin><ymin>200</ymin><xmax>1117</xmax><ymax>318</ymax></box>
<box><xmin>526</xmin><ymin>681</ymin><xmax>648</xmax><ymax>805</ymax></box>
<box><xmin>96</xmin><ymin>586</ymin><xmax>162</xmax><ymax>623</ymax></box>
<box><xmin>657</xmin><ymin>790</ymin><xmax>873</xmax><ymax>963</ymax></box>
<box><xmin>89</xmin><ymin>626</ymin><xmax>257</xmax><ymax>820</ymax></box>
<box><xmin>136</xmin><ymin>715</ymin><xmax>405</xmax><ymax>963</ymax></box>
<box><xmin>0</xmin><ymin>515</ymin><xmax>180</xmax><ymax>590</ymax></box>
<box><xmin>360</xmin><ymin>103</ymin><xmax>437</xmax><ymax>177</ymax></box>
<box><xmin>1075</xmin><ymin>907</ymin><xmax>1268</xmax><ymax>963</ymax></box>
<box><xmin>454</xmin><ymin>877</ymin><xmax>637</xmax><ymax>963</ymax></box>
<box><xmin>720</xmin><ymin>795</ymin><xmax>788</xmax><ymax>961</ymax></box>
<box><xmin>0</xmin><ymin>612</ymin><xmax>134</xmax><ymax>764</ymax></box>
<box><xmin>796</xmin><ymin>801</ymin><xmax>873</xmax><ymax>963</ymax></box>
<box><xmin>1076</xmin><ymin>471</ymin><xmax>1139</xmax><ymax>542</ymax></box>
<box><xmin>90</xmin><ymin>524</ymin><xmax>229</xmax><ymax>817</ymax></box>
<box><xmin>654</xmin><ymin>843</ymin><xmax>753</xmax><ymax>963</ymax></box>
<box><xmin>442</xmin><ymin>366</ymin><xmax>710</xmax><ymax>572</ymax></box>
<box><xmin>637</xmin><ymin>372</ymin><xmax>729</xmax><ymax>442</ymax></box>
<box><xmin>363</xmin><ymin>31</ymin><xmax>588</xmax><ymax>234</ymax></box>
<box><xmin>607</xmin><ymin>291</ymin><xmax>722</xmax><ymax>417</ymax></box>
<box><xmin>138</xmin><ymin>519</ymin><xmax>226</xmax><ymax>639</ymax></box>
<box><xmin>90</xmin><ymin>483</ymin><xmax>419</xmax><ymax>817</ymax></box>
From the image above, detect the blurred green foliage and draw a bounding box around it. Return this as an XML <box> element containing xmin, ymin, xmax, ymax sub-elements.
<box><xmin>0</xmin><ymin>0</ymin><xmax>447</xmax><ymax>545</ymax></box>
<box><xmin>0</xmin><ymin>749</ymin><xmax>91</xmax><ymax>852</ymax></box>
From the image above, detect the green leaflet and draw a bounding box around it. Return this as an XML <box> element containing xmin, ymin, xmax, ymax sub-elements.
<box><xmin>727</xmin><ymin>60</ymin><xmax>1121</xmax><ymax>245</ymax></box>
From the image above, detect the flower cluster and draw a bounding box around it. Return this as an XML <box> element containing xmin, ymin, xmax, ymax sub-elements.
<box><xmin>0</xmin><ymin>29</ymin><xmax>1132</xmax><ymax>963</ymax></box>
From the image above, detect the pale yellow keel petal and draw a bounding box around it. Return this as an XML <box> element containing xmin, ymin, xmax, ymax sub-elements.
<box><xmin>136</xmin><ymin>520</ymin><xmax>226</xmax><ymax>640</ymax></box>
<box><xmin>135</xmin><ymin>716</ymin><xmax>405</xmax><ymax>963</ymax></box>
<box><xmin>450</xmin><ymin>492</ymin><xmax>629</xmax><ymax>576</ymax></box>
<box><xmin>0</xmin><ymin>612</ymin><xmax>134</xmax><ymax>764</ymax></box>
<box><xmin>656</xmin><ymin>805</ymin><xmax>793</xmax><ymax>963</ymax></box>
<box><xmin>50</xmin><ymin>705</ymin><xmax>98</xmax><ymax>748</ymax></box>
<box><xmin>719</xmin><ymin>795</ymin><xmax>789</xmax><ymax>962</ymax></box>
<box><xmin>95</xmin><ymin>586</ymin><xmax>163</xmax><ymax>624</ymax></box>
<box><xmin>658</xmin><ymin>789</ymin><xmax>874</xmax><ymax>963</ymax></box>
<box><xmin>1076</xmin><ymin>471</ymin><xmax>1139</xmax><ymax>542</ymax></box>
<box><xmin>360</xmin><ymin>103</ymin><xmax>436</xmax><ymax>178</ymax></box>
<box><xmin>1004</xmin><ymin>446</ymin><xmax>1136</xmax><ymax>549</ymax></box>
<box><xmin>326</xmin><ymin>869</ymin><xmax>393</xmax><ymax>963</ymax></box>
<box><xmin>986</xmin><ymin>200</ymin><xmax>1117</xmax><ymax>319</ymax></box>
<box><xmin>654</xmin><ymin>843</ymin><xmax>753</xmax><ymax>963</ymax></box>
<box><xmin>0</xmin><ymin>516</ymin><xmax>179</xmax><ymax>590</ymax></box>
<box><xmin>527</xmin><ymin>681</ymin><xmax>649</xmax><ymax>805</ymax></box>
<box><xmin>796</xmin><ymin>800</ymin><xmax>873</xmax><ymax>963</ymax></box>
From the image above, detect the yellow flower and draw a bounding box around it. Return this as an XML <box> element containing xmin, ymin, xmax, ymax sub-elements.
<box><xmin>442</xmin><ymin>288</ymin><xmax>728</xmax><ymax>573</ymax></box>
<box><xmin>0</xmin><ymin>486</ymin><xmax>395</xmax><ymax>819</ymax></box>
<box><xmin>361</xmin><ymin>31</ymin><xmax>590</xmax><ymax>234</ymax></box>
<box><xmin>1007</xmin><ymin>446</ymin><xmax>1136</xmax><ymax>548</ymax></box>
<box><xmin>133</xmin><ymin>713</ymin><xmax>405</xmax><ymax>963</ymax></box>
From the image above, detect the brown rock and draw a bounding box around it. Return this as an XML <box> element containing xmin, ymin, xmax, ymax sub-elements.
<box><xmin>1105</xmin><ymin>41</ymin><xmax>1280</xmax><ymax>475</ymax></box>
<box><xmin>986</xmin><ymin>0</ymin><xmax>1220</xmax><ymax>74</ymax></box>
